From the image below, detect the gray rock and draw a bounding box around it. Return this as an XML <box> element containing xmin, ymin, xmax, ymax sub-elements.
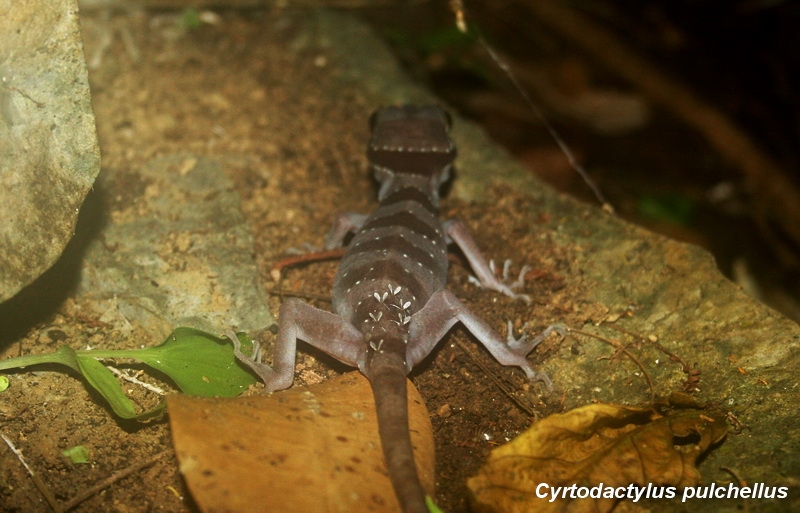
<box><xmin>0</xmin><ymin>0</ymin><xmax>100</xmax><ymax>301</ymax></box>
<box><xmin>77</xmin><ymin>155</ymin><xmax>273</xmax><ymax>336</ymax></box>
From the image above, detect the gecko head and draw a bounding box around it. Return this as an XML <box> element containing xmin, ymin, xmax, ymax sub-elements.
<box><xmin>367</xmin><ymin>105</ymin><xmax>456</xmax><ymax>183</ymax></box>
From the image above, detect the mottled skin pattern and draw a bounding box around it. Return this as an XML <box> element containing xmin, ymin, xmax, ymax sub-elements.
<box><xmin>231</xmin><ymin>106</ymin><xmax>560</xmax><ymax>513</ymax></box>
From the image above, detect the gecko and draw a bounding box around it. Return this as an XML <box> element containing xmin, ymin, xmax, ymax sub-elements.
<box><xmin>229</xmin><ymin>105</ymin><xmax>562</xmax><ymax>513</ymax></box>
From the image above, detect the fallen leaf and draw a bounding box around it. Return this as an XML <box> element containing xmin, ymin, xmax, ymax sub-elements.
<box><xmin>168</xmin><ymin>372</ymin><xmax>434</xmax><ymax>513</ymax></box>
<box><xmin>468</xmin><ymin>402</ymin><xmax>727</xmax><ymax>513</ymax></box>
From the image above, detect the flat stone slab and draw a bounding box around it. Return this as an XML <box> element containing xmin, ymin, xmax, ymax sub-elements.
<box><xmin>77</xmin><ymin>154</ymin><xmax>272</xmax><ymax>337</ymax></box>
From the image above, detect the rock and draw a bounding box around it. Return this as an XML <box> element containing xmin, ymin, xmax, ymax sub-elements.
<box><xmin>77</xmin><ymin>154</ymin><xmax>273</xmax><ymax>336</ymax></box>
<box><xmin>0</xmin><ymin>0</ymin><xmax>100</xmax><ymax>301</ymax></box>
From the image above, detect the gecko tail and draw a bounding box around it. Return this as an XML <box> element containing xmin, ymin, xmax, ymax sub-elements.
<box><xmin>366</xmin><ymin>344</ymin><xmax>429</xmax><ymax>513</ymax></box>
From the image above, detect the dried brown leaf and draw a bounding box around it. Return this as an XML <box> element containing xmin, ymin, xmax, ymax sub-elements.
<box><xmin>167</xmin><ymin>372</ymin><xmax>434</xmax><ymax>513</ymax></box>
<box><xmin>468</xmin><ymin>402</ymin><xmax>727</xmax><ymax>513</ymax></box>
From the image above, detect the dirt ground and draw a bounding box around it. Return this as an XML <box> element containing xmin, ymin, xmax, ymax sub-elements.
<box><xmin>0</xmin><ymin>9</ymin><xmax>594</xmax><ymax>513</ymax></box>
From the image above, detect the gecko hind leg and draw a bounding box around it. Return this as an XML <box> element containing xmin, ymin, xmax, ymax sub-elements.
<box><xmin>408</xmin><ymin>290</ymin><xmax>560</xmax><ymax>391</ymax></box>
<box><xmin>226</xmin><ymin>298</ymin><xmax>364</xmax><ymax>393</ymax></box>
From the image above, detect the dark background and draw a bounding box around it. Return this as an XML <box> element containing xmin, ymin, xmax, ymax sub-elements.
<box><xmin>358</xmin><ymin>0</ymin><xmax>800</xmax><ymax>323</ymax></box>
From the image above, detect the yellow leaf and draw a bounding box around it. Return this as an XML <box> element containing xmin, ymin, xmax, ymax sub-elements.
<box><xmin>468</xmin><ymin>403</ymin><xmax>727</xmax><ymax>513</ymax></box>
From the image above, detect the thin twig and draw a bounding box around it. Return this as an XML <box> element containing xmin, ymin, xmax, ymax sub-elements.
<box><xmin>60</xmin><ymin>451</ymin><xmax>169</xmax><ymax>512</ymax></box>
<box><xmin>449</xmin><ymin>0</ymin><xmax>613</xmax><ymax>212</ymax></box>
<box><xmin>1</xmin><ymin>432</ymin><xmax>169</xmax><ymax>513</ymax></box>
<box><xmin>107</xmin><ymin>366</ymin><xmax>167</xmax><ymax>395</ymax></box>
<box><xmin>454</xmin><ymin>339</ymin><xmax>535</xmax><ymax>417</ymax></box>
<box><xmin>720</xmin><ymin>466</ymin><xmax>750</xmax><ymax>513</ymax></box>
<box><xmin>266</xmin><ymin>288</ymin><xmax>333</xmax><ymax>303</ymax></box>
<box><xmin>270</xmin><ymin>248</ymin><xmax>345</xmax><ymax>277</ymax></box>
<box><xmin>608</xmin><ymin>324</ymin><xmax>702</xmax><ymax>392</ymax></box>
<box><xmin>1</xmin><ymin>431</ymin><xmax>60</xmax><ymax>512</ymax></box>
<box><xmin>522</xmin><ymin>0</ymin><xmax>800</xmax><ymax>256</ymax></box>
<box><xmin>568</xmin><ymin>327</ymin><xmax>655</xmax><ymax>401</ymax></box>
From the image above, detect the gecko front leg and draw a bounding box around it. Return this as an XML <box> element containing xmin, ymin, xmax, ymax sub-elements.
<box><xmin>229</xmin><ymin>298</ymin><xmax>364</xmax><ymax>392</ymax></box>
<box><xmin>444</xmin><ymin>219</ymin><xmax>531</xmax><ymax>303</ymax></box>
<box><xmin>324</xmin><ymin>212</ymin><xmax>368</xmax><ymax>250</ymax></box>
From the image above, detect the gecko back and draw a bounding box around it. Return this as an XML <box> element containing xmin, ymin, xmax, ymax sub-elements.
<box><xmin>332</xmin><ymin>105</ymin><xmax>456</xmax><ymax>347</ymax></box>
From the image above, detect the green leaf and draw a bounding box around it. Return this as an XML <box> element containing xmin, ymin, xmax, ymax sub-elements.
<box><xmin>0</xmin><ymin>327</ymin><xmax>258</xmax><ymax>421</ymax></box>
<box><xmin>119</xmin><ymin>328</ymin><xmax>257</xmax><ymax>397</ymax></box>
<box><xmin>426</xmin><ymin>495</ymin><xmax>446</xmax><ymax>513</ymax></box>
<box><xmin>0</xmin><ymin>375</ymin><xmax>9</xmax><ymax>392</ymax></box>
<box><xmin>180</xmin><ymin>7</ymin><xmax>203</xmax><ymax>31</ymax></box>
<box><xmin>74</xmin><ymin>350</ymin><xmax>142</xmax><ymax>419</ymax></box>
<box><xmin>0</xmin><ymin>344</ymin><xmax>81</xmax><ymax>373</ymax></box>
<box><xmin>62</xmin><ymin>445</ymin><xmax>91</xmax><ymax>464</ymax></box>
<box><xmin>638</xmin><ymin>193</ymin><xmax>695</xmax><ymax>226</ymax></box>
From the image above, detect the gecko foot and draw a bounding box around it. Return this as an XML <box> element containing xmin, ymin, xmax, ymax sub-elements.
<box><xmin>523</xmin><ymin>367</ymin><xmax>554</xmax><ymax>392</ymax></box>
<box><xmin>491</xmin><ymin>259</ymin><xmax>531</xmax><ymax>291</ymax></box>
<box><xmin>505</xmin><ymin>322</ymin><xmax>567</xmax><ymax>354</ymax></box>
<box><xmin>505</xmin><ymin>322</ymin><xmax>566</xmax><ymax>393</ymax></box>
<box><xmin>468</xmin><ymin>259</ymin><xmax>532</xmax><ymax>303</ymax></box>
<box><xmin>223</xmin><ymin>331</ymin><xmax>281</xmax><ymax>388</ymax></box>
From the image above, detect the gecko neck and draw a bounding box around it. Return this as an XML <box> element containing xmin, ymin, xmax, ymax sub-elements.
<box><xmin>375</xmin><ymin>169</ymin><xmax>447</xmax><ymax>209</ymax></box>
